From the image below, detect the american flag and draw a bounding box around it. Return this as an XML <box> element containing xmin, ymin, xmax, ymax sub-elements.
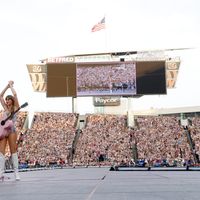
<box><xmin>91</xmin><ymin>17</ymin><xmax>105</xmax><ymax>32</ymax></box>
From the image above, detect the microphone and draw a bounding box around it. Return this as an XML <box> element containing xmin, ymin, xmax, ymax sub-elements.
<box><xmin>1</xmin><ymin>102</ymin><xmax>28</xmax><ymax>126</ymax></box>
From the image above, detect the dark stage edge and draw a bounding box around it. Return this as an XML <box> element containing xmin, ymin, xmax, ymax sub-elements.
<box><xmin>1</xmin><ymin>167</ymin><xmax>200</xmax><ymax>200</ymax></box>
<box><xmin>114</xmin><ymin>166</ymin><xmax>200</xmax><ymax>171</ymax></box>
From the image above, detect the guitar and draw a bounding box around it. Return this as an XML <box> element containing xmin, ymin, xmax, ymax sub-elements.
<box><xmin>0</xmin><ymin>102</ymin><xmax>28</xmax><ymax>139</ymax></box>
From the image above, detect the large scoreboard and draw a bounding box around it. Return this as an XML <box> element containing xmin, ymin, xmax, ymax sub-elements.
<box><xmin>26</xmin><ymin>51</ymin><xmax>181</xmax><ymax>96</ymax></box>
<box><xmin>46</xmin><ymin>61</ymin><xmax>166</xmax><ymax>97</ymax></box>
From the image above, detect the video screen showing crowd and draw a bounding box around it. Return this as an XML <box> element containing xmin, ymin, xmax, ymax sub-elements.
<box><xmin>76</xmin><ymin>62</ymin><xmax>136</xmax><ymax>96</ymax></box>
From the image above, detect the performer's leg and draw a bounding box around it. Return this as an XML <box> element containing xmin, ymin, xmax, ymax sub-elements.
<box><xmin>0</xmin><ymin>138</ymin><xmax>7</xmax><ymax>181</ymax></box>
<box><xmin>8</xmin><ymin>133</ymin><xmax>20</xmax><ymax>181</ymax></box>
<box><xmin>0</xmin><ymin>152</ymin><xmax>5</xmax><ymax>180</ymax></box>
<box><xmin>11</xmin><ymin>152</ymin><xmax>20</xmax><ymax>180</ymax></box>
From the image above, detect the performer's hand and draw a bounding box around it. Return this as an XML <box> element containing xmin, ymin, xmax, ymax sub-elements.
<box><xmin>8</xmin><ymin>80</ymin><xmax>14</xmax><ymax>87</ymax></box>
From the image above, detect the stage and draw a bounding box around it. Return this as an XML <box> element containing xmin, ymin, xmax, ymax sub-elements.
<box><xmin>1</xmin><ymin>167</ymin><xmax>200</xmax><ymax>200</ymax></box>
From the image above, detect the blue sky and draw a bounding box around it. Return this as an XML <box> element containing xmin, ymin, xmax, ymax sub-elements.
<box><xmin>0</xmin><ymin>0</ymin><xmax>200</xmax><ymax>113</ymax></box>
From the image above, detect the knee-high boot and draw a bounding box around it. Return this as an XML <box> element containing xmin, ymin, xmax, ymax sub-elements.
<box><xmin>11</xmin><ymin>152</ymin><xmax>20</xmax><ymax>181</ymax></box>
<box><xmin>0</xmin><ymin>152</ymin><xmax>5</xmax><ymax>180</ymax></box>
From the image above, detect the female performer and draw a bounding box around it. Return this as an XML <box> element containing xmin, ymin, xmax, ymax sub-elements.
<box><xmin>0</xmin><ymin>80</ymin><xmax>20</xmax><ymax>181</ymax></box>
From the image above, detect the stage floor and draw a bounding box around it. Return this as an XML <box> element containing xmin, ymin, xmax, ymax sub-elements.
<box><xmin>1</xmin><ymin>167</ymin><xmax>200</xmax><ymax>200</ymax></box>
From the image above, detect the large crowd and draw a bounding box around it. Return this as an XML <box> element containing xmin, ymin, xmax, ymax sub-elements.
<box><xmin>76</xmin><ymin>63</ymin><xmax>136</xmax><ymax>93</ymax></box>
<box><xmin>73</xmin><ymin>114</ymin><xmax>132</xmax><ymax>166</ymax></box>
<box><xmin>132</xmin><ymin>116</ymin><xmax>192</xmax><ymax>167</ymax></box>
<box><xmin>2</xmin><ymin>110</ymin><xmax>200</xmax><ymax>169</ymax></box>
<box><xmin>187</xmin><ymin>117</ymin><xmax>200</xmax><ymax>161</ymax></box>
<box><xmin>17</xmin><ymin>112</ymin><xmax>78</xmax><ymax>167</ymax></box>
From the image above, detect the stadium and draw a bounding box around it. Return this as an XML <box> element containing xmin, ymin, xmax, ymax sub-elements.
<box><xmin>1</xmin><ymin>49</ymin><xmax>200</xmax><ymax>199</ymax></box>
<box><xmin>1</xmin><ymin>0</ymin><xmax>200</xmax><ymax>199</ymax></box>
<box><xmin>13</xmin><ymin>49</ymin><xmax>200</xmax><ymax>170</ymax></box>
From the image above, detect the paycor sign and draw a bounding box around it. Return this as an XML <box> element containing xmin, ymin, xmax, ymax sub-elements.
<box><xmin>93</xmin><ymin>97</ymin><xmax>121</xmax><ymax>106</ymax></box>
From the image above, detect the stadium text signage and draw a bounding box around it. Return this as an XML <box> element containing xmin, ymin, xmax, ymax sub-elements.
<box><xmin>93</xmin><ymin>97</ymin><xmax>121</xmax><ymax>106</ymax></box>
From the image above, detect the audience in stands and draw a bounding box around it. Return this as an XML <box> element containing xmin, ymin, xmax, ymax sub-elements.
<box><xmin>2</xmin><ymin>110</ymin><xmax>199</xmax><ymax>169</ymax></box>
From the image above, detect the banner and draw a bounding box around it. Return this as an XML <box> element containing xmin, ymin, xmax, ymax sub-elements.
<box><xmin>26</xmin><ymin>64</ymin><xmax>47</xmax><ymax>92</ymax></box>
<box><xmin>166</xmin><ymin>59</ymin><xmax>180</xmax><ymax>88</ymax></box>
